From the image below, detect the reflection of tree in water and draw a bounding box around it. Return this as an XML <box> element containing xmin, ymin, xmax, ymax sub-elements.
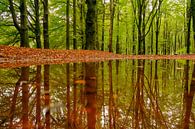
<box><xmin>1</xmin><ymin>60</ymin><xmax>195</xmax><ymax>128</ymax></box>
<box><xmin>120</xmin><ymin>60</ymin><xmax>169</xmax><ymax>128</ymax></box>
<box><xmin>183</xmin><ymin>61</ymin><xmax>195</xmax><ymax>129</ymax></box>
<box><xmin>9</xmin><ymin>67</ymin><xmax>30</xmax><ymax>128</ymax></box>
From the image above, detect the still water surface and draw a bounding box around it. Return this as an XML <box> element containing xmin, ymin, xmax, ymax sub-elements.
<box><xmin>0</xmin><ymin>59</ymin><xmax>194</xmax><ymax>129</ymax></box>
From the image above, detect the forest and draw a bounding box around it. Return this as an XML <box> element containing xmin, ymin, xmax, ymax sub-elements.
<box><xmin>0</xmin><ymin>0</ymin><xmax>194</xmax><ymax>55</ymax></box>
<box><xmin>1</xmin><ymin>0</ymin><xmax>195</xmax><ymax>129</ymax></box>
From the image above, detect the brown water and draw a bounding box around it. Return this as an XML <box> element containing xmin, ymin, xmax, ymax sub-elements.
<box><xmin>0</xmin><ymin>59</ymin><xmax>194</xmax><ymax>129</ymax></box>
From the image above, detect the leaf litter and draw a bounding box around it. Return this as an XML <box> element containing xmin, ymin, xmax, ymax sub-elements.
<box><xmin>1</xmin><ymin>45</ymin><xmax>195</xmax><ymax>68</ymax></box>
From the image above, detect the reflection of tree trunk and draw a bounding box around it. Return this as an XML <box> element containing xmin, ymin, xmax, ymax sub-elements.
<box><xmin>85</xmin><ymin>63</ymin><xmax>97</xmax><ymax>129</ymax></box>
<box><xmin>66</xmin><ymin>64</ymin><xmax>71</xmax><ymax>128</ymax></box>
<box><xmin>108</xmin><ymin>61</ymin><xmax>115</xmax><ymax>128</ymax></box>
<box><xmin>73</xmin><ymin>63</ymin><xmax>77</xmax><ymax>126</ymax></box>
<box><xmin>21</xmin><ymin>67</ymin><xmax>29</xmax><ymax>129</ymax></box>
<box><xmin>36</xmin><ymin>66</ymin><xmax>42</xmax><ymax>128</ymax></box>
<box><xmin>135</xmin><ymin>60</ymin><xmax>145</xmax><ymax>128</ymax></box>
<box><xmin>9</xmin><ymin>77</ymin><xmax>21</xmax><ymax>128</ymax></box>
<box><xmin>183</xmin><ymin>62</ymin><xmax>195</xmax><ymax>129</ymax></box>
<box><xmin>44</xmin><ymin>65</ymin><xmax>50</xmax><ymax>129</ymax></box>
<box><xmin>101</xmin><ymin>62</ymin><xmax>105</xmax><ymax>127</ymax></box>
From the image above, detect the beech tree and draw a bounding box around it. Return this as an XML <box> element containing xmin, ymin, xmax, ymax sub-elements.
<box><xmin>43</xmin><ymin>0</ymin><xmax>49</xmax><ymax>49</ymax></box>
<box><xmin>8</xmin><ymin>0</ymin><xmax>29</xmax><ymax>47</ymax></box>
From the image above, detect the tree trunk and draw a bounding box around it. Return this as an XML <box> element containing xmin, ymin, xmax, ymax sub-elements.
<box><xmin>108</xmin><ymin>0</ymin><xmax>115</xmax><ymax>52</ymax></box>
<box><xmin>116</xmin><ymin>0</ymin><xmax>120</xmax><ymax>54</ymax></box>
<box><xmin>43</xmin><ymin>0</ymin><xmax>49</xmax><ymax>49</ymax></box>
<box><xmin>20</xmin><ymin>0</ymin><xmax>29</xmax><ymax>47</ymax></box>
<box><xmin>186</xmin><ymin>0</ymin><xmax>191</xmax><ymax>54</ymax></box>
<box><xmin>101</xmin><ymin>0</ymin><xmax>105</xmax><ymax>51</ymax></box>
<box><xmin>35</xmin><ymin>0</ymin><xmax>41</xmax><ymax>48</ymax></box>
<box><xmin>85</xmin><ymin>0</ymin><xmax>96</xmax><ymax>49</ymax></box>
<box><xmin>73</xmin><ymin>0</ymin><xmax>77</xmax><ymax>49</ymax></box>
<box><xmin>191</xmin><ymin>0</ymin><xmax>195</xmax><ymax>50</ymax></box>
<box><xmin>79</xmin><ymin>0</ymin><xmax>85</xmax><ymax>49</ymax></box>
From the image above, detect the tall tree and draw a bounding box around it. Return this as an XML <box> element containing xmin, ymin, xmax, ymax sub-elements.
<box><xmin>85</xmin><ymin>0</ymin><xmax>96</xmax><ymax>49</ymax></box>
<box><xmin>8</xmin><ymin>0</ymin><xmax>29</xmax><ymax>47</ymax></box>
<box><xmin>79</xmin><ymin>0</ymin><xmax>85</xmax><ymax>49</ymax></box>
<box><xmin>155</xmin><ymin>0</ymin><xmax>162</xmax><ymax>55</ymax></box>
<box><xmin>73</xmin><ymin>0</ymin><xmax>77</xmax><ymax>49</ymax></box>
<box><xmin>43</xmin><ymin>0</ymin><xmax>49</xmax><ymax>49</ymax></box>
<box><xmin>131</xmin><ymin>0</ymin><xmax>162</xmax><ymax>54</ymax></box>
<box><xmin>85</xmin><ymin>1</ymin><xmax>97</xmax><ymax>129</ymax></box>
<box><xmin>20</xmin><ymin>0</ymin><xmax>29</xmax><ymax>47</ymax></box>
<box><xmin>116</xmin><ymin>0</ymin><xmax>120</xmax><ymax>53</ymax></box>
<box><xmin>192</xmin><ymin>0</ymin><xmax>195</xmax><ymax>48</ymax></box>
<box><xmin>108</xmin><ymin>0</ymin><xmax>115</xmax><ymax>52</ymax></box>
<box><xmin>34</xmin><ymin>0</ymin><xmax>42</xmax><ymax>48</ymax></box>
<box><xmin>66</xmin><ymin>0</ymin><xmax>70</xmax><ymax>49</ymax></box>
<box><xmin>101</xmin><ymin>0</ymin><xmax>105</xmax><ymax>51</ymax></box>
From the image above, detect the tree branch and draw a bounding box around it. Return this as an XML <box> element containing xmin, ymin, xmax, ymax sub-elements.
<box><xmin>8</xmin><ymin>0</ymin><xmax>20</xmax><ymax>32</ymax></box>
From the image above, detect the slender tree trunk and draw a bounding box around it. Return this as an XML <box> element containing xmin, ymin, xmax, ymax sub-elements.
<box><xmin>191</xmin><ymin>0</ymin><xmax>195</xmax><ymax>50</ymax></box>
<box><xmin>35</xmin><ymin>0</ymin><xmax>41</xmax><ymax>48</ymax></box>
<box><xmin>132</xmin><ymin>13</ymin><xmax>136</xmax><ymax>55</ymax></box>
<box><xmin>150</xmin><ymin>23</ymin><xmax>154</xmax><ymax>54</ymax></box>
<box><xmin>8</xmin><ymin>0</ymin><xmax>20</xmax><ymax>32</ymax></box>
<box><xmin>66</xmin><ymin>0</ymin><xmax>70</xmax><ymax>49</ymax></box>
<box><xmin>116</xmin><ymin>0</ymin><xmax>120</xmax><ymax>54</ymax></box>
<box><xmin>108</xmin><ymin>0</ymin><xmax>115</xmax><ymax>52</ymax></box>
<box><xmin>125</xmin><ymin>10</ymin><xmax>129</xmax><ymax>54</ymax></box>
<box><xmin>20</xmin><ymin>0</ymin><xmax>29</xmax><ymax>47</ymax></box>
<box><xmin>73</xmin><ymin>0</ymin><xmax>77</xmax><ymax>49</ymax></box>
<box><xmin>155</xmin><ymin>0</ymin><xmax>161</xmax><ymax>55</ymax></box>
<box><xmin>174</xmin><ymin>22</ymin><xmax>177</xmax><ymax>54</ymax></box>
<box><xmin>101</xmin><ymin>0</ymin><xmax>105</xmax><ymax>51</ymax></box>
<box><xmin>96</xmin><ymin>9</ymin><xmax>99</xmax><ymax>50</ymax></box>
<box><xmin>80</xmin><ymin>0</ymin><xmax>85</xmax><ymax>49</ymax></box>
<box><xmin>43</xmin><ymin>0</ymin><xmax>49</xmax><ymax>49</ymax></box>
<box><xmin>137</xmin><ymin>0</ymin><xmax>143</xmax><ymax>54</ymax></box>
<box><xmin>186</xmin><ymin>0</ymin><xmax>191</xmax><ymax>54</ymax></box>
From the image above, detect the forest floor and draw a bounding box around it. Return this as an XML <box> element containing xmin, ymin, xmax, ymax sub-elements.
<box><xmin>0</xmin><ymin>45</ymin><xmax>195</xmax><ymax>68</ymax></box>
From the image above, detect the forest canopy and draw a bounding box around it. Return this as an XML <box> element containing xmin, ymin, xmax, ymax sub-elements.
<box><xmin>0</xmin><ymin>0</ymin><xmax>195</xmax><ymax>55</ymax></box>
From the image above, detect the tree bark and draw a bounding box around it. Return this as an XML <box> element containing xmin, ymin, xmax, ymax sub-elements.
<box><xmin>43</xmin><ymin>0</ymin><xmax>49</xmax><ymax>49</ymax></box>
<box><xmin>101</xmin><ymin>0</ymin><xmax>105</xmax><ymax>51</ymax></box>
<box><xmin>85</xmin><ymin>0</ymin><xmax>96</xmax><ymax>49</ymax></box>
<box><xmin>73</xmin><ymin>0</ymin><xmax>77</xmax><ymax>49</ymax></box>
<box><xmin>116</xmin><ymin>0</ymin><xmax>120</xmax><ymax>54</ymax></box>
<box><xmin>108</xmin><ymin>0</ymin><xmax>115</xmax><ymax>52</ymax></box>
<box><xmin>35</xmin><ymin>0</ymin><xmax>42</xmax><ymax>48</ymax></box>
<box><xmin>186</xmin><ymin>0</ymin><xmax>191</xmax><ymax>54</ymax></box>
<box><xmin>20</xmin><ymin>0</ymin><xmax>29</xmax><ymax>47</ymax></box>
